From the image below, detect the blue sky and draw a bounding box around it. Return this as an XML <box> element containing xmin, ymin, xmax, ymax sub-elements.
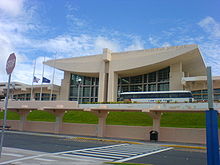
<box><xmin>0</xmin><ymin>0</ymin><xmax>220</xmax><ymax>85</ymax></box>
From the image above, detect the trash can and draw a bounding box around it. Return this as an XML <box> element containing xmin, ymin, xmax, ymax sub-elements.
<box><xmin>150</xmin><ymin>130</ymin><xmax>158</xmax><ymax>141</ymax></box>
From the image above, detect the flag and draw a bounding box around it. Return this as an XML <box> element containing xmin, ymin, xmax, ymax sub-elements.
<box><xmin>42</xmin><ymin>77</ymin><xmax>51</xmax><ymax>83</ymax></box>
<box><xmin>33</xmin><ymin>76</ymin><xmax>40</xmax><ymax>83</ymax></box>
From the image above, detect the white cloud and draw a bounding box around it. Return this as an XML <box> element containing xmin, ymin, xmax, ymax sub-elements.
<box><xmin>125</xmin><ymin>38</ymin><xmax>144</xmax><ymax>51</ymax></box>
<box><xmin>198</xmin><ymin>16</ymin><xmax>220</xmax><ymax>38</ymax></box>
<box><xmin>0</xmin><ymin>0</ymin><xmax>24</xmax><ymax>16</ymax></box>
<box><xmin>40</xmin><ymin>35</ymin><xmax>92</xmax><ymax>54</ymax></box>
<box><xmin>94</xmin><ymin>37</ymin><xmax>120</xmax><ymax>52</ymax></box>
<box><xmin>148</xmin><ymin>36</ymin><xmax>162</xmax><ymax>47</ymax></box>
<box><xmin>161</xmin><ymin>42</ymin><xmax>171</xmax><ymax>47</ymax></box>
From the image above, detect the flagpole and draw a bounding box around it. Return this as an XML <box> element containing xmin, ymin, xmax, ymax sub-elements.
<box><xmin>50</xmin><ymin>53</ymin><xmax>56</xmax><ymax>101</ymax></box>
<box><xmin>31</xmin><ymin>59</ymin><xmax>36</xmax><ymax>100</ymax></box>
<box><xmin>40</xmin><ymin>57</ymin><xmax>45</xmax><ymax>101</ymax></box>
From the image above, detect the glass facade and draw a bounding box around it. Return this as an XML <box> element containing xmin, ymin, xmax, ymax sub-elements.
<box><xmin>13</xmin><ymin>93</ymin><xmax>31</xmax><ymax>100</ymax></box>
<box><xmin>118</xmin><ymin>67</ymin><xmax>170</xmax><ymax>94</ymax></box>
<box><xmin>192</xmin><ymin>88</ymin><xmax>220</xmax><ymax>101</ymax></box>
<box><xmin>69</xmin><ymin>74</ymin><xmax>99</xmax><ymax>103</ymax></box>
<box><xmin>13</xmin><ymin>93</ymin><xmax>56</xmax><ymax>101</ymax></box>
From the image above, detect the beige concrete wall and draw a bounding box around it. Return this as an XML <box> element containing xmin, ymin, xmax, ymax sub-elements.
<box><xmin>170</xmin><ymin>62</ymin><xmax>184</xmax><ymax>90</ymax></box>
<box><xmin>60</xmin><ymin>72</ymin><xmax>71</xmax><ymax>100</ymax></box>
<box><xmin>107</xmin><ymin>71</ymin><xmax>118</xmax><ymax>102</ymax></box>
<box><xmin>45</xmin><ymin>45</ymin><xmax>206</xmax><ymax>102</ymax></box>
<box><xmin>0</xmin><ymin>120</ymin><xmax>212</xmax><ymax>144</ymax></box>
<box><xmin>184</xmin><ymin>80</ymin><xmax>220</xmax><ymax>91</ymax></box>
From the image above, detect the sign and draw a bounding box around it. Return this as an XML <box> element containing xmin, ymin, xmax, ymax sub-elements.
<box><xmin>6</xmin><ymin>53</ymin><xmax>16</xmax><ymax>75</ymax></box>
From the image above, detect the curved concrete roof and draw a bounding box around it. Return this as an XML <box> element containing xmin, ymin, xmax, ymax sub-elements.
<box><xmin>45</xmin><ymin>44</ymin><xmax>206</xmax><ymax>77</ymax></box>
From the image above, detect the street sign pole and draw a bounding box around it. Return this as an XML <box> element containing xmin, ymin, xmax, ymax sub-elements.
<box><xmin>206</xmin><ymin>66</ymin><xmax>220</xmax><ymax>165</ymax></box>
<box><xmin>0</xmin><ymin>53</ymin><xmax>16</xmax><ymax>157</ymax></box>
<box><xmin>0</xmin><ymin>74</ymin><xmax>11</xmax><ymax>157</ymax></box>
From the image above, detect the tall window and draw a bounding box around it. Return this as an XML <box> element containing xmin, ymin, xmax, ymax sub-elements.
<box><xmin>34</xmin><ymin>93</ymin><xmax>56</xmax><ymax>100</ymax></box>
<box><xmin>69</xmin><ymin>74</ymin><xmax>99</xmax><ymax>103</ymax></box>
<box><xmin>118</xmin><ymin>67</ymin><xmax>170</xmax><ymax>95</ymax></box>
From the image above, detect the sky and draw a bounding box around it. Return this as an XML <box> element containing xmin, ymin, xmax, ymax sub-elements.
<box><xmin>0</xmin><ymin>0</ymin><xmax>220</xmax><ymax>85</ymax></box>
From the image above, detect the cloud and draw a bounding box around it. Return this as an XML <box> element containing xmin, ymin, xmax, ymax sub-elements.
<box><xmin>125</xmin><ymin>37</ymin><xmax>145</xmax><ymax>51</ymax></box>
<box><xmin>0</xmin><ymin>0</ymin><xmax>24</xmax><ymax>16</ymax></box>
<box><xmin>198</xmin><ymin>16</ymin><xmax>220</xmax><ymax>38</ymax></box>
<box><xmin>1</xmin><ymin>0</ymin><xmax>218</xmax><ymax>87</ymax></box>
<box><xmin>145</xmin><ymin>16</ymin><xmax>220</xmax><ymax>76</ymax></box>
<box><xmin>39</xmin><ymin>35</ymin><xmax>92</xmax><ymax>54</ymax></box>
<box><xmin>94</xmin><ymin>37</ymin><xmax>120</xmax><ymax>52</ymax></box>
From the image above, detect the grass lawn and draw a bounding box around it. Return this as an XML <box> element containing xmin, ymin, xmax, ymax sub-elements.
<box><xmin>0</xmin><ymin>110</ymin><xmax>214</xmax><ymax>128</ymax></box>
<box><xmin>0</xmin><ymin>111</ymin><xmax>20</xmax><ymax>120</ymax></box>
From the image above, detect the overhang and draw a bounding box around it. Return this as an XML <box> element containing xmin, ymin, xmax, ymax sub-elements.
<box><xmin>45</xmin><ymin>44</ymin><xmax>206</xmax><ymax>77</ymax></box>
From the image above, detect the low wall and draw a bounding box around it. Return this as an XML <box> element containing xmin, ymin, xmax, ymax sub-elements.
<box><xmin>0</xmin><ymin>100</ymin><xmax>78</xmax><ymax>109</ymax></box>
<box><xmin>105</xmin><ymin>125</ymin><xmax>152</xmax><ymax>140</ymax></box>
<box><xmin>0</xmin><ymin>120</ymin><xmax>210</xmax><ymax>144</ymax></box>
<box><xmin>159</xmin><ymin>127</ymin><xmax>206</xmax><ymax>144</ymax></box>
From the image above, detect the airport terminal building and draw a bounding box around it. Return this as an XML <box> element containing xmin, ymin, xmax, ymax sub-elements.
<box><xmin>44</xmin><ymin>44</ymin><xmax>220</xmax><ymax>103</ymax></box>
<box><xmin>0</xmin><ymin>82</ymin><xmax>60</xmax><ymax>101</ymax></box>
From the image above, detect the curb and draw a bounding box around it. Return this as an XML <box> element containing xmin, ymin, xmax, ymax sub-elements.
<box><xmin>72</xmin><ymin>137</ymin><xmax>143</xmax><ymax>144</ymax></box>
<box><xmin>161</xmin><ymin>144</ymin><xmax>206</xmax><ymax>150</ymax></box>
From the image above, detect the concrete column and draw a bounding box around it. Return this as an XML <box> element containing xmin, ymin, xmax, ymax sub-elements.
<box><xmin>170</xmin><ymin>62</ymin><xmax>184</xmax><ymax>90</ymax></box>
<box><xmin>98</xmin><ymin>66</ymin><xmax>108</xmax><ymax>102</ymax></box>
<box><xmin>107</xmin><ymin>71</ymin><xmax>118</xmax><ymax>102</ymax></box>
<box><xmin>98</xmin><ymin>48</ymin><xmax>111</xmax><ymax>102</ymax></box>
<box><xmin>60</xmin><ymin>72</ymin><xmax>71</xmax><ymax>100</ymax></box>
<box><xmin>148</xmin><ymin>112</ymin><xmax>161</xmax><ymax>132</ymax></box>
<box><xmin>49</xmin><ymin>110</ymin><xmax>65</xmax><ymax>134</ymax></box>
<box><xmin>93</xmin><ymin>111</ymin><xmax>108</xmax><ymax>137</ymax></box>
<box><xmin>17</xmin><ymin>110</ymin><xmax>30</xmax><ymax>131</ymax></box>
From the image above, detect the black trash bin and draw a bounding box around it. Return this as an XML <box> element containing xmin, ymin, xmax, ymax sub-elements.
<box><xmin>150</xmin><ymin>130</ymin><xmax>158</xmax><ymax>141</ymax></box>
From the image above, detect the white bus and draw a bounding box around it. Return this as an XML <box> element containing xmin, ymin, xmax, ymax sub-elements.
<box><xmin>120</xmin><ymin>91</ymin><xmax>194</xmax><ymax>103</ymax></box>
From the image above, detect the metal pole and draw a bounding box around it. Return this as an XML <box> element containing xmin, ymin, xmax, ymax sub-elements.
<box><xmin>207</xmin><ymin>67</ymin><xmax>214</xmax><ymax>110</ymax></box>
<box><xmin>206</xmin><ymin>66</ymin><xmax>220</xmax><ymax>165</ymax></box>
<box><xmin>77</xmin><ymin>83</ymin><xmax>80</xmax><ymax>103</ymax></box>
<box><xmin>50</xmin><ymin>54</ymin><xmax>56</xmax><ymax>101</ymax></box>
<box><xmin>0</xmin><ymin>74</ymin><xmax>11</xmax><ymax>157</ymax></box>
<box><xmin>40</xmin><ymin>57</ymin><xmax>45</xmax><ymax>101</ymax></box>
<box><xmin>31</xmin><ymin>59</ymin><xmax>36</xmax><ymax>100</ymax></box>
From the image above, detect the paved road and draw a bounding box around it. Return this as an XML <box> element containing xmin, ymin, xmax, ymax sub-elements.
<box><xmin>0</xmin><ymin>131</ymin><xmax>207</xmax><ymax>165</ymax></box>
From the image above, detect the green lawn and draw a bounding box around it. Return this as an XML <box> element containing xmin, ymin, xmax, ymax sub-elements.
<box><xmin>0</xmin><ymin>110</ymin><xmax>213</xmax><ymax>128</ymax></box>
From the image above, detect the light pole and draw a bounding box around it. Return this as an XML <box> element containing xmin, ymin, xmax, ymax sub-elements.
<box><xmin>206</xmin><ymin>66</ymin><xmax>219</xmax><ymax>165</ymax></box>
<box><xmin>77</xmin><ymin>78</ymin><xmax>82</xmax><ymax>103</ymax></box>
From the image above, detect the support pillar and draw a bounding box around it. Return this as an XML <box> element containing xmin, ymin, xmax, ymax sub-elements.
<box><xmin>93</xmin><ymin>111</ymin><xmax>108</xmax><ymax>137</ymax></box>
<box><xmin>17</xmin><ymin>110</ymin><xmax>30</xmax><ymax>131</ymax></box>
<box><xmin>170</xmin><ymin>62</ymin><xmax>184</xmax><ymax>90</ymax></box>
<box><xmin>107</xmin><ymin>71</ymin><xmax>118</xmax><ymax>102</ymax></box>
<box><xmin>148</xmin><ymin>112</ymin><xmax>161</xmax><ymax>132</ymax></box>
<box><xmin>60</xmin><ymin>72</ymin><xmax>71</xmax><ymax>100</ymax></box>
<box><xmin>49</xmin><ymin>110</ymin><xmax>65</xmax><ymax>134</ymax></box>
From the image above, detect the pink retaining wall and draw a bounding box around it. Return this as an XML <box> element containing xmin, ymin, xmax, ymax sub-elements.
<box><xmin>24</xmin><ymin>121</ymin><xmax>55</xmax><ymax>133</ymax></box>
<box><xmin>159</xmin><ymin>127</ymin><xmax>206</xmax><ymax>144</ymax></box>
<box><xmin>61</xmin><ymin>123</ymin><xmax>97</xmax><ymax>136</ymax></box>
<box><xmin>105</xmin><ymin>125</ymin><xmax>152</xmax><ymax>140</ymax></box>
<box><xmin>0</xmin><ymin>120</ymin><xmax>213</xmax><ymax>144</ymax></box>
